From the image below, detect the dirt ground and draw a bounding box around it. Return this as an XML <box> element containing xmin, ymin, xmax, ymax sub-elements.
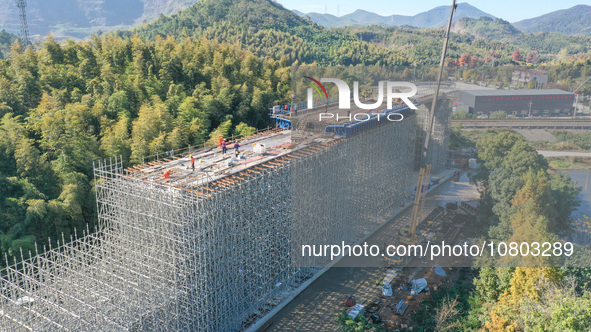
<box><xmin>513</xmin><ymin>129</ymin><xmax>557</xmax><ymax>142</ymax></box>
<box><xmin>376</xmin><ymin>266</ymin><xmax>457</xmax><ymax>329</ymax></box>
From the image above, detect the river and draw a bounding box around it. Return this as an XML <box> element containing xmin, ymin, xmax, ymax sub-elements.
<box><xmin>563</xmin><ymin>170</ymin><xmax>591</xmax><ymax>220</ymax></box>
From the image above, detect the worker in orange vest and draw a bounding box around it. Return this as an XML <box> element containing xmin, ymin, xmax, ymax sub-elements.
<box><xmin>164</xmin><ymin>169</ymin><xmax>171</xmax><ymax>181</ymax></box>
<box><xmin>190</xmin><ymin>154</ymin><xmax>195</xmax><ymax>171</ymax></box>
<box><xmin>218</xmin><ymin>137</ymin><xmax>223</xmax><ymax>147</ymax></box>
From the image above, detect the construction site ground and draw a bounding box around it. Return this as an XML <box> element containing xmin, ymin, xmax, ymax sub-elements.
<box><xmin>259</xmin><ymin>172</ymin><xmax>480</xmax><ymax>332</ymax></box>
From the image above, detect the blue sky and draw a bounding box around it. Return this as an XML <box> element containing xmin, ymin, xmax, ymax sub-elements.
<box><xmin>275</xmin><ymin>0</ymin><xmax>588</xmax><ymax>22</ymax></box>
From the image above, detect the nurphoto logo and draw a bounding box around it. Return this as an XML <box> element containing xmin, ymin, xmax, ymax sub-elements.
<box><xmin>305</xmin><ymin>77</ymin><xmax>418</xmax><ymax>110</ymax></box>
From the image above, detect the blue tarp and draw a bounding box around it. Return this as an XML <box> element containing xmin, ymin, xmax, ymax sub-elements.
<box><xmin>382</xmin><ymin>284</ymin><xmax>393</xmax><ymax>296</ymax></box>
<box><xmin>434</xmin><ymin>265</ymin><xmax>447</xmax><ymax>277</ymax></box>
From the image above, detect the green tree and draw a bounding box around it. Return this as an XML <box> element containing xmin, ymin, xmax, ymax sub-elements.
<box><xmin>130</xmin><ymin>97</ymin><xmax>174</xmax><ymax>163</ymax></box>
<box><xmin>475</xmin><ymin>267</ymin><xmax>514</xmax><ymax>303</ymax></box>
<box><xmin>452</xmin><ymin>109</ymin><xmax>471</xmax><ymax>119</ymax></box>
<box><xmin>335</xmin><ymin>310</ymin><xmax>386</xmax><ymax>332</ymax></box>
<box><xmin>234</xmin><ymin>122</ymin><xmax>256</xmax><ymax>139</ymax></box>
<box><xmin>101</xmin><ymin>114</ymin><xmax>131</xmax><ymax>162</ymax></box>
<box><xmin>476</xmin><ymin>131</ymin><xmax>523</xmax><ymax>171</ymax></box>
<box><xmin>207</xmin><ymin>119</ymin><xmax>233</xmax><ymax>146</ymax></box>
<box><xmin>489</xmin><ymin>110</ymin><xmax>507</xmax><ymax>119</ymax></box>
<box><xmin>521</xmin><ymin>285</ymin><xmax>591</xmax><ymax>331</ymax></box>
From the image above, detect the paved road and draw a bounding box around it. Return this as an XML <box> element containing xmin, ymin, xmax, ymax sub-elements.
<box><xmin>259</xmin><ymin>172</ymin><xmax>479</xmax><ymax>332</ymax></box>
<box><xmin>538</xmin><ymin>150</ymin><xmax>591</xmax><ymax>157</ymax></box>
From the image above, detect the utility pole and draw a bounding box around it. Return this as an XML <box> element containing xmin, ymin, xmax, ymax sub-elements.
<box><xmin>291</xmin><ymin>93</ymin><xmax>295</xmax><ymax>119</ymax></box>
<box><xmin>528</xmin><ymin>100</ymin><xmax>533</xmax><ymax>117</ymax></box>
<box><xmin>573</xmin><ymin>76</ymin><xmax>591</xmax><ymax>119</ymax></box>
<box><xmin>16</xmin><ymin>0</ymin><xmax>30</xmax><ymax>47</ymax></box>
<box><xmin>407</xmin><ymin>0</ymin><xmax>457</xmax><ymax>243</ymax></box>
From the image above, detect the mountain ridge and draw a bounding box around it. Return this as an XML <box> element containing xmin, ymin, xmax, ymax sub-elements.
<box><xmin>513</xmin><ymin>5</ymin><xmax>591</xmax><ymax>36</ymax></box>
<box><xmin>293</xmin><ymin>2</ymin><xmax>496</xmax><ymax>28</ymax></box>
<box><xmin>0</xmin><ymin>0</ymin><xmax>589</xmax><ymax>40</ymax></box>
<box><xmin>294</xmin><ymin>2</ymin><xmax>591</xmax><ymax>36</ymax></box>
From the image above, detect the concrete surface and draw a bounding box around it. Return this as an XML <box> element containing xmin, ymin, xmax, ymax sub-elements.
<box><xmin>538</xmin><ymin>151</ymin><xmax>591</xmax><ymax>157</ymax></box>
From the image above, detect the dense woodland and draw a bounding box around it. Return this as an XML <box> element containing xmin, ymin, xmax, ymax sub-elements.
<box><xmin>1</xmin><ymin>0</ymin><xmax>591</xmax><ymax>330</ymax></box>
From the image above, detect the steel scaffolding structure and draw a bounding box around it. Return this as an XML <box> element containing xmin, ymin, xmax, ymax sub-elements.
<box><xmin>416</xmin><ymin>102</ymin><xmax>451</xmax><ymax>172</ymax></box>
<box><xmin>0</xmin><ymin>108</ymin><xmax>449</xmax><ymax>331</ymax></box>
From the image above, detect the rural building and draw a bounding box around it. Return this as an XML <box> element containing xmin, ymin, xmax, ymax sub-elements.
<box><xmin>457</xmin><ymin>89</ymin><xmax>575</xmax><ymax>117</ymax></box>
<box><xmin>511</xmin><ymin>69</ymin><xmax>548</xmax><ymax>89</ymax></box>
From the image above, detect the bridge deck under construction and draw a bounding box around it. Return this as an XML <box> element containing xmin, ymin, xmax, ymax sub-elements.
<box><xmin>120</xmin><ymin>129</ymin><xmax>343</xmax><ymax>198</ymax></box>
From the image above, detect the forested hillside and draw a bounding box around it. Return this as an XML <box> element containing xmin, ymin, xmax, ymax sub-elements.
<box><xmin>451</xmin><ymin>17</ymin><xmax>521</xmax><ymax>40</ymax></box>
<box><xmin>0</xmin><ymin>35</ymin><xmax>290</xmax><ymax>262</ymax></box>
<box><xmin>126</xmin><ymin>0</ymin><xmax>411</xmax><ymax>66</ymax></box>
<box><xmin>346</xmin><ymin>19</ymin><xmax>591</xmax><ymax>66</ymax></box>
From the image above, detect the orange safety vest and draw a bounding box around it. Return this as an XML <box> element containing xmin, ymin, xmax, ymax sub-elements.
<box><xmin>190</xmin><ymin>156</ymin><xmax>195</xmax><ymax>164</ymax></box>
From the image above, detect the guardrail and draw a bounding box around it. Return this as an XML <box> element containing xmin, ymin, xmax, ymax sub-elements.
<box><xmin>451</xmin><ymin>118</ymin><xmax>591</xmax><ymax>129</ymax></box>
<box><xmin>139</xmin><ymin>126</ymin><xmax>273</xmax><ymax>165</ymax></box>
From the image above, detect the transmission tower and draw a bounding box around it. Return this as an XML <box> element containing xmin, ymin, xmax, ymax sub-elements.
<box><xmin>15</xmin><ymin>0</ymin><xmax>30</xmax><ymax>46</ymax></box>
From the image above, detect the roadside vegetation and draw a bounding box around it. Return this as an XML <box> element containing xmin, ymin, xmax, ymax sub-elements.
<box><xmin>548</xmin><ymin>157</ymin><xmax>591</xmax><ymax>170</ymax></box>
<box><xmin>530</xmin><ymin>131</ymin><xmax>591</xmax><ymax>152</ymax></box>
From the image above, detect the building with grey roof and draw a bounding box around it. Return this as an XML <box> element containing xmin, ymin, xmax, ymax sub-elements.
<box><xmin>457</xmin><ymin>89</ymin><xmax>575</xmax><ymax>117</ymax></box>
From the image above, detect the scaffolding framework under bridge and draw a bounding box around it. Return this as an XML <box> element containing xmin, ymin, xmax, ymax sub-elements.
<box><xmin>0</xmin><ymin>106</ymin><xmax>450</xmax><ymax>331</ymax></box>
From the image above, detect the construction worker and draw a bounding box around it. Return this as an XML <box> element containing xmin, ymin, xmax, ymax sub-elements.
<box><xmin>218</xmin><ymin>137</ymin><xmax>223</xmax><ymax>147</ymax></box>
<box><xmin>164</xmin><ymin>169</ymin><xmax>171</xmax><ymax>181</ymax></box>
<box><xmin>234</xmin><ymin>141</ymin><xmax>240</xmax><ymax>152</ymax></box>
<box><xmin>221</xmin><ymin>139</ymin><xmax>227</xmax><ymax>154</ymax></box>
<box><xmin>190</xmin><ymin>154</ymin><xmax>195</xmax><ymax>171</ymax></box>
